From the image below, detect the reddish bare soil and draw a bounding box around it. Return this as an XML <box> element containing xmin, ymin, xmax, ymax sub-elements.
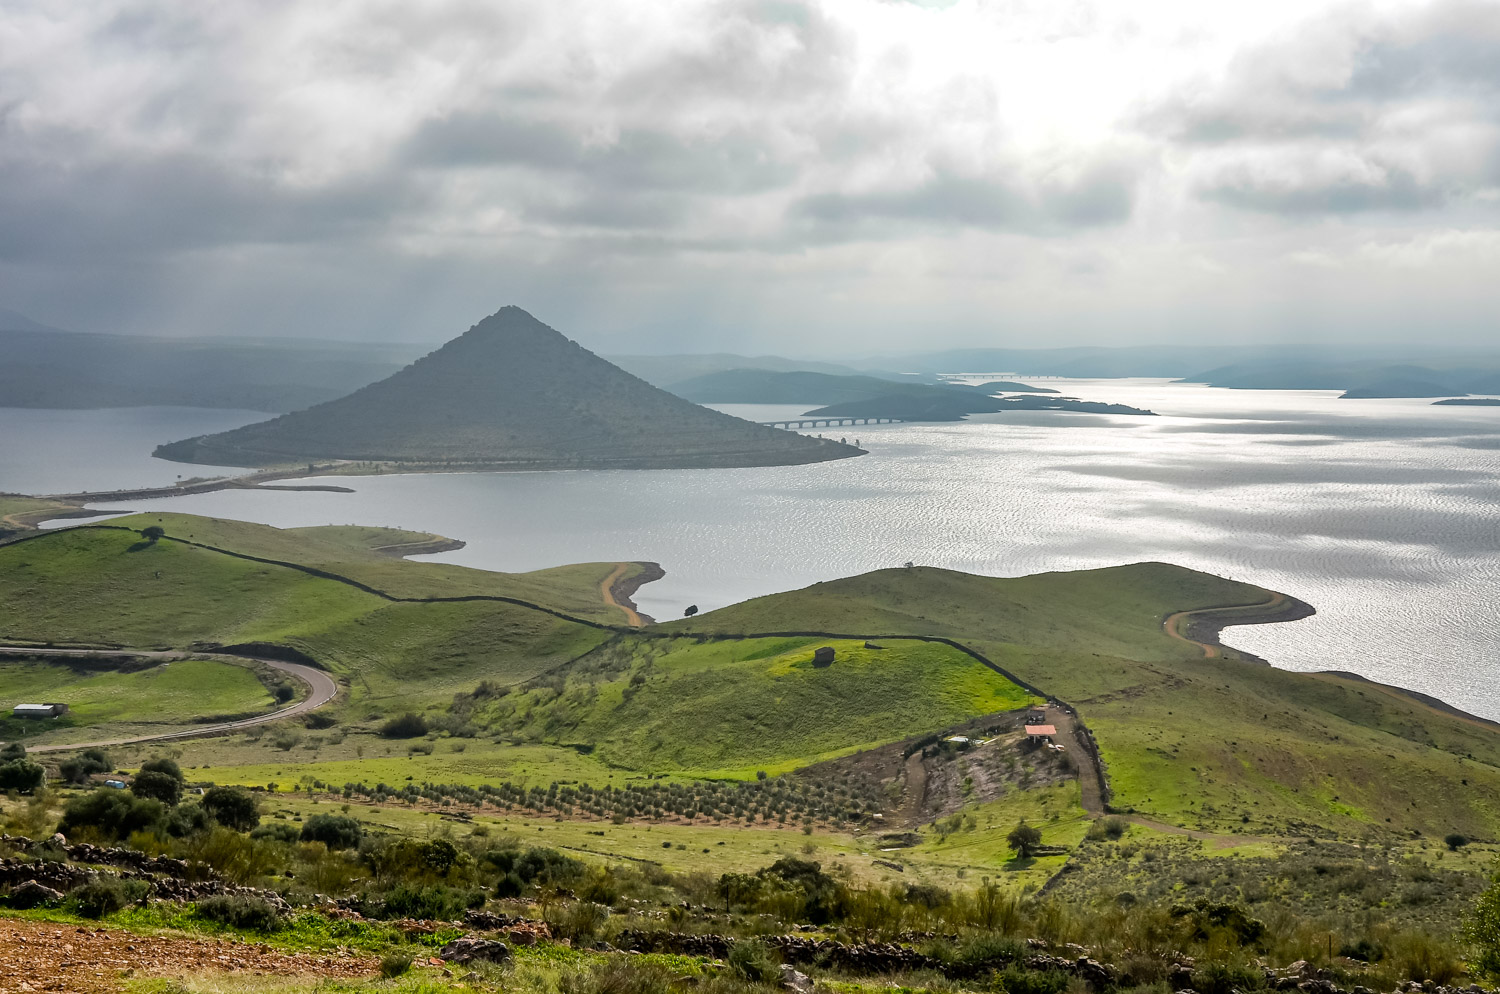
<box><xmin>0</xmin><ymin>917</ymin><xmax>378</xmax><ymax>993</ymax></box>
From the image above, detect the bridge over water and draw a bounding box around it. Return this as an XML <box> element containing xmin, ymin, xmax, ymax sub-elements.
<box><xmin>760</xmin><ymin>417</ymin><xmax>905</xmax><ymax>430</ymax></box>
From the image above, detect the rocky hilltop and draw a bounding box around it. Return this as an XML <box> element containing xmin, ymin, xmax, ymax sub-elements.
<box><xmin>155</xmin><ymin>307</ymin><xmax>860</xmax><ymax>471</ymax></box>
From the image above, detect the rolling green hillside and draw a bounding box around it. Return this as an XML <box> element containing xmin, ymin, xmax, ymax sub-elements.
<box><xmin>0</xmin><ymin>521</ymin><xmax>616</xmax><ymax>715</ymax></box>
<box><xmin>155</xmin><ymin>306</ymin><xmax>860</xmax><ymax>471</ymax></box>
<box><xmin>470</xmin><ymin>636</ymin><xmax>1037</xmax><ymax>776</ymax></box>
<box><xmin>5</xmin><ymin>518</ymin><xmax>1499</xmax><ymax>845</ymax></box>
<box><xmin>671</xmin><ymin>566</ymin><xmax>1500</xmax><ymax>841</ymax></box>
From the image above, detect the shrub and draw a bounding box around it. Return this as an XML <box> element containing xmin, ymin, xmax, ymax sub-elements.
<box><xmin>993</xmin><ymin>967</ymin><xmax>1069</xmax><ymax>994</ymax></box>
<box><xmin>560</xmin><ymin>959</ymin><xmax>676</xmax><ymax>994</ymax></box>
<box><xmin>195</xmin><ymin>894</ymin><xmax>285</xmax><ymax>933</ymax></box>
<box><xmin>380</xmin><ymin>713</ymin><xmax>428</xmax><ymax>739</ymax></box>
<box><xmin>202</xmin><ymin>785</ymin><xmax>260</xmax><ymax>831</ymax></box>
<box><xmin>381</xmin><ymin>884</ymin><xmax>473</xmax><ymax>920</ymax></box>
<box><xmin>1192</xmin><ymin>962</ymin><xmax>1266</xmax><ymax>994</ymax></box>
<box><xmin>550</xmin><ymin>901</ymin><xmax>611</xmax><ymax>943</ymax></box>
<box><xmin>59</xmin><ymin>749</ymin><xmax>112</xmax><ymax>785</ymax></box>
<box><xmin>380</xmin><ymin>952</ymin><xmax>414</xmax><ymax>978</ymax></box>
<box><xmin>131</xmin><ymin>770</ymin><xmax>183</xmax><ymax>805</ymax></box>
<box><xmin>139</xmin><ymin>756</ymin><xmax>184</xmax><ymax>782</ymax></box>
<box><xmin>165</xmin><ymin>802</ymin><xmax>211</xmax><ymax>838</ymax></box>
<box><xmin>301</xmin><ymin>814</ymin><xmax>362</xmax><ymax>850</ymax></box>
<box><xmin>1086</xmin><ymin>816</ymin><xmax>1129</xmax><ymax>842</ymax></box>
<box><xmin>1446</xmin><ymin>833</ymin><xmax>1470</xmax><ymax>851</ymax></box>
<box><xmin>728</xmin><ymin>938</ymin><xmax>780</xmax><ymax>984</ymax></box>
<box><xmin>0</xmin><ymin>758</ymin><xmax>45</xmax><ymax>794</ymax></box>
<box><xmin>68</xmin><ymin>877</ymin><xmax>147</xmax><ymax>918</ymax></box>
<box><xmin>59</xmin><ymin>789</ymin><xmax>166</xmax><ymax>840</ymax></box>
<box><xmin>250</xmin><ymin>821</ymin><xmax>303</xmax><ymax>844</ymax></box>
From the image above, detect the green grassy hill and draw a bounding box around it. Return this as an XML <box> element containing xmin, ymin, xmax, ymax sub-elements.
<box><xmin>0</xmin><ymin>520</ymin><xmax>616</xmax><ymax>720</ymax></box>
<box><xmin>6</xmin><ymin>518</ymin><xmax>1499</xmax><ymax>846</ymax></box>
<box><xmin>470</xmin><ymin>636</ymin><xmax>1037</xmax><ymax>777</ymax></box>
<box><xmin>670</xmin><ymin>565</ymin><xmax>1500</xmax><ymax>841</ymax></box>
<box><xmin>154</xmin><ymin>307</ymin><xmax>860</xmax><ymax>471</ymax></box>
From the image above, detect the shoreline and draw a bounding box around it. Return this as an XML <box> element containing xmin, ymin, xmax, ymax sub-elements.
<box><xmin>606</xmin><ymin>561</ymin><xmax>666</xmax><ymax>626</ymax></box>
<box><xmin>1163</xmin><ymin>591</ymin><xmax>1318</xmax><ymax>663</ymax></box>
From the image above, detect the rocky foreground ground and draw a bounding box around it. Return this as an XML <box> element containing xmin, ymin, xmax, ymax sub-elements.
<box><xmin>0</xmin><ymin>918</ymin><xmax>379</xmax><ymax>994</ymax></box>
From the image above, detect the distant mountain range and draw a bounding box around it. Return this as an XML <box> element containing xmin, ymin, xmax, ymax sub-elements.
<box><xmin>1179</xmin><ymin>361</ymin><xmax>1500</xmax><ymax>398</ymax></box>
<box><xmin>154</xmin><ymin>307</ymin><xmax>861</xmax><ymax>472</ymax></box>
<box><xmin>6</xmin><ymin>304</ymin><xmax>1498</xmax><ymax>411</ymax></box>
<box><xmin>0</xmin><ymin>311</ymin><xmax>412</xmax><ymax>411</ymax></box>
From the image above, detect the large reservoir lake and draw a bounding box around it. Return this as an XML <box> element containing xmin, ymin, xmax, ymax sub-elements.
<box><xmin>5</xmin><ymin>378</ymin><xmax>1499</xmax><ymax>718</ymax></box>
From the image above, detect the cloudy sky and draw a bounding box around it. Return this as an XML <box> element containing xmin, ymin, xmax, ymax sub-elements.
<box><xmin>2</xmin><ymin>0</ymin><xmax>1498</xmax><ymax>353</ymax></box>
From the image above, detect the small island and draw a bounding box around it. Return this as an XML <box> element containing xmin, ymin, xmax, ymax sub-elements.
<box><xmin>1433</xmin><ymin>397</ymin><xmax>1500</xmax><ymax>406</ymax></box>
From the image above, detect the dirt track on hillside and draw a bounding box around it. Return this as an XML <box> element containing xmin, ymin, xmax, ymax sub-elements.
<box><xmin>0</xmin><ymin>646</ymin><xmax>338</xmax><ymax>753</ymax></box>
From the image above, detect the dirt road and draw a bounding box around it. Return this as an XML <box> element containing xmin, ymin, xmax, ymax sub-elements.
<box><xmin>0</xmin><ymin>646</ymin><xmax>338</xmax><ymax>753</ymax></box>
<box><xmin>600</xmin><ymin>562</ymin><xmax>644</xmax><ymax>626</ymax></box>
<box><xmin>1043</xmin><ymin>704</ymin><xmax>1105</xmax><ymax>816</ymax></box>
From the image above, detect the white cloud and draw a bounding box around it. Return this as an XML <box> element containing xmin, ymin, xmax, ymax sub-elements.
<box><xmin>0</xmin><ymin>0</ymin><xmax>1497</xmax><ymax>350</ymax></box>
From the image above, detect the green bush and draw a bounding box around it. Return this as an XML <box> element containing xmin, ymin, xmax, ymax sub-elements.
<box><xmin>380</xmin><ymin>884</ymin><xmax>475</xmax><ymax>920</ymax></box>
<box><xmin>250</xmin><ymin>821</ymin><xmax>302</xmax><ymax>844</ymax></box>
<box><xmin>131</xmin><ymin>770</ymin><xmax>183</xmax><ymax>805</ymax></box>
<box><xmin>58</xmin><ymin>788</ymin><xmax>166</xmax><ymax>840</ymax></box>
<box><xmin>380</xmin><ymin>952</ymin><xmax>414</xmax><ymax>978</ymax></box>
<box><xmin>195</xmin><ymin>894</ymin><xmax>285</xmax><ymax>933</ymax></box>
<box><xmin>1086</xmin><ymin>816</ymin><xmax>1129</xmax><ymax>842</ymax></box>
<box><xmin>59</xmin><ymin>748</ymin><xmax>112</xmax><ymax>785</ymax></box>
<box><xmin>1192</xmin><ymin>962</ymin><xmax>1266</xmax><ymax>994</ymax></box>
<box><xmin>165</xmin><ymin>802</ymin><xmax>211</xmax><ymax>838</ymax></box>
<box><xmin>728</xmin><ymin>938</ymin><xmax>780</xmax><ymax>984</ymax></box>
<box><xmin>992</xmin><ymin>967</ymin><xmax>1069</xmax><ymax>994</ymax></box>
<box><xmin>0</xmin><ymin>758</ymin><xmax>45</xmax><ymax>794</ymax></box>
<box><xmin>301</xmin><ymin>814</ymin><xmax>362</xmax><ymax>849</ymax></box>
<box><xmin>379</xmin><ymin>713</ymin><xmax>428</xmax><ymax>739</ymax></box>
<box><xmin>139</xmin><ymin>756</ymin><xmax>184</xmax><ymax>782</ymax></box>
<box><xmin>202</xmin><ymin>785</ymin><xmax>260</xmax><ymax>831</ymax></box>
<box><xmin>67</xmin><ymin>877</ymin><xmax>147</xmax><ymax>918</ymax></box>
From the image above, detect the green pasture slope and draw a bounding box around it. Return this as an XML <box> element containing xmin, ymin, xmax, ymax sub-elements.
<box><xmin>0</xmin><ymin>516</ymin><xmax>617</xmax><ymax>714</ymax></box>
<box><xmin>475</xmin><ymin>636</ymin><xmax>1037</xmax><ymax>777</ymax></box>
<box><xmin>0</xmin><ymin>657</ymin><xmax>274</xmax><ymax>743</ymax></box>
<box><xmin>7</xmin><ymin>515</ymin><xmax>1499</xmax><ymax>849</ymax></box>
<box><xmin>672</xmin><ymin>565</ymin><xmax>1500</xmax><ymax>841</ymax></box>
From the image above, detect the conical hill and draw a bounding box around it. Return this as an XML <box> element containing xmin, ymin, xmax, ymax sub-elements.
<box><xmin>155</xmin><ymin>307</ymin><xmax>862</xmax><ymax>471</ymax></box>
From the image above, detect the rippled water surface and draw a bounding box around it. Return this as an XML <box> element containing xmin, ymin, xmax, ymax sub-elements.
<box><xmin>3</xmin><ymin>381</ymin><xmax>1498</xmax><ymax>717</ymax></box>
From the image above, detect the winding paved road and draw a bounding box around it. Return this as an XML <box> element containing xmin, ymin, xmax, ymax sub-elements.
<box><xmin>0</xmin><ymin>646</ymin><xmax>338</xmax><ymax>753</ymax></box>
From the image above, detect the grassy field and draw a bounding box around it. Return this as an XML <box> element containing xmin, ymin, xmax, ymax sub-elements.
<box><xmin>8</xmin><ymin>516</ymin><xmax>1500</xmax><ymax>850</ymax></box>
<box><xmin>104</xmin><ymin>513</ymin><xmax>640</xmax><ymax>622</ymax></box>
<box><xmin>478</xmin><ymin>636</ymin><xmax>1038</xmax><ymax>776</ymax></box>
<box><xmin>668</xmin><ymin>564</ymin><xmax>1500</xmax><ymax>842</ymax></box>
<box><xmin>0</xmin><ymin>657</ymin><xmax>276</xmax><ymax>744</ymax></box>
<box><xmin>0</xmin><ymin>522</ymin><xmax>616</xmax><ymax>718</ymax></box>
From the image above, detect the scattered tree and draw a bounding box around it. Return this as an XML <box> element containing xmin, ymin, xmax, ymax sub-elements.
<box><xmin>202</xmin><ymin>785</ymin><xmax>260</xmax><ymax>831</ymax></box>
<box><xmin>59</xmin><ymin>748</ymin><xmax>112</xmax><ymax>785</ymax></box>
<box><xmin>1006</xmin><ymin>820</ymin><xmax>1042</xmax><ymax>858</ymax></box>
<box><xmin>140</xmin><ymin>525</ymin><xmax>166</xmax><ymax>542</ymax></box>
<box><xmin>301</xmin><ymin>813</ymin><xmax>363</xmax><ymax>849</ymax></box>
<box><xmin>1447</xmin><ymin>833</ymin><xmax>1471</xmax><ymax>851</ymax></box>
<box><xmin>684</xmin><ymin>605</ymin><xmax>699</xmax><ymax>617</ymax></box>
<box><xmin>131</xmin><ymin>769</ymin><xmax>183</xmax><ymax>805</ymax></box>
